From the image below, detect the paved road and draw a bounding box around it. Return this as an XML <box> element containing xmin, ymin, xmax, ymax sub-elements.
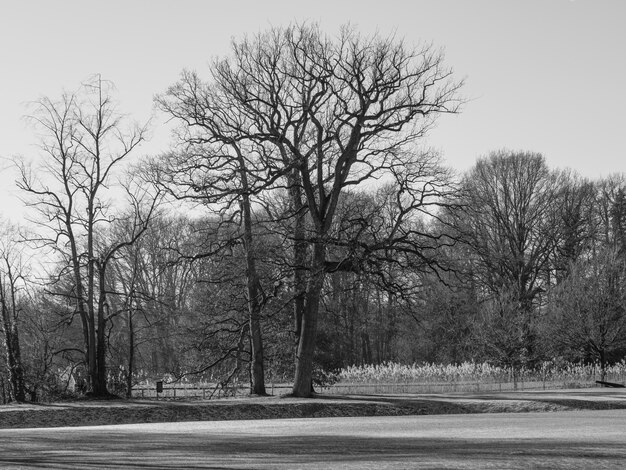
<box><xmin>1</xmin><ymin>410</ymin><xmax>626</xmax><ymax>469</ymax></box>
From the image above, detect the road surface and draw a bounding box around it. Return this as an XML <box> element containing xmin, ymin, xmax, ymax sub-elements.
<box><xmin>1</xmin><ymin>410</ymin><xmax>625</xmax><ymax>469</ymax></box>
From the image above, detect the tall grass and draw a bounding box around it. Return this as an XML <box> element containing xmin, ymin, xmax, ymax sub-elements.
<box><xmin>125</xmin><ymin>360</ymin><xmax>626</xmax><ymax>398</ymax></box>
<box><xmin>336</xmin><ymin>360</ymin><xmax>626</xmax><ymax>385</ymax></box>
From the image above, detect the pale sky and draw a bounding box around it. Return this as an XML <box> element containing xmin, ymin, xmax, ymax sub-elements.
<box><xmin>1</xmin><ymin>0</ymin><xmax>625</xmax><ymax>221</ymax></box>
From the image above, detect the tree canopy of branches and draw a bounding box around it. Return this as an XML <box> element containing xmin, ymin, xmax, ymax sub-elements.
<box><xmin>157</xmin><ymin>22</ymin><xmax>462</xmax><ymax>396</ymax></box>
<box><xmin>457</xmin><ymin>150</ymin><xmax>562</xmax><ymax>363</ymax></box>
<box><xmin>12</xmin><ymin>25</ymin><xmax>626</xmax><ymax>403</ymax></box>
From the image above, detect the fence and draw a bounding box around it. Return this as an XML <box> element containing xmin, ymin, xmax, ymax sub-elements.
<box><xmin>132</xmin><ymin>382</ymin><xmax>294</xmax><ymax>399</ymax></box>
<box><xmin>131</xmin><ymin>371</ymin><xmax>626</xmax><ymax>399</ymax></box>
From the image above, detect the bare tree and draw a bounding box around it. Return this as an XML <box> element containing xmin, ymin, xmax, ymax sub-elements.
<box><xmin>17</xmin><ymin>76</ymin><xmax>155</xmax><ymax>396</ymax></box>
<box><xmin>159</xmin><ymin>23</ymin><xmax>462</xmax><ymax>396</ymax></box>
<box><xmin>458</xmin><ymin>150</ymin><xmax>562</xmax><ymax>363</ymax></box>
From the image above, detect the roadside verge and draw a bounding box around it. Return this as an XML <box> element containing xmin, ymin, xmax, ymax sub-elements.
<box><xmin>2</xmin><ymin>388</ymin><xmax>626</xmax><ymax>429</ymax></box>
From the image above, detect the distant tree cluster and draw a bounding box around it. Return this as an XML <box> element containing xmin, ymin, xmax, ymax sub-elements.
<box><xmin>2</xmin><ymin>23</ymin><xmax>625</xmax><ymax>403</ymax></box>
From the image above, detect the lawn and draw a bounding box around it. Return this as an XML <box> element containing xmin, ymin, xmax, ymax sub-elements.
<box><xmin>2</xmin><ymin>410</ymin><xmax>626</xmax><ymax>469</ymax></box>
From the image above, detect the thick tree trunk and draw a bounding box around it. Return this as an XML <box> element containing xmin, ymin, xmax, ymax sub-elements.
<box><xmin>68</xmin><ymin>236</ymin><xmax>91</xmax><ymax>390</ymax></box>
<box><xmin>241</xmin><ymin>186</ymin><xmax>266</xmax><ymax>395</ymax></box>
<box><xmin>248</xmin><ymin>300</ymin><xmax>266</xmax><ymax>395</ymax></box>
<box><xmin>245</xmin><ymin>258</ymin><xmax>266</xmax><ymax>395</ymax></box>
<box><xmin>290</xmin><ymin>183</ymin><xmax>307</xmax><ymax>353</ymax></box>
<box><xmin>292</xmin><ymin>242</ymin><xmax>326</xmax><ymax>397</ymax></box>
<box><xmin>293</xmin><ymin>235</ymin><xmax>307</xmax><ymax>350</ymax></box>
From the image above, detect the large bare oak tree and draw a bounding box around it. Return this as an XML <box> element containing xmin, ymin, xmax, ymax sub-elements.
<box><xmin>159</xmin><ymin>23</ymin><xmax>462</xmax><ymax>397</ymax></box>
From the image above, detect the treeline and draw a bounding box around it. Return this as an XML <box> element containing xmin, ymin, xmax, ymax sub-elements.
<box><xmin>2</xmin><ymin>24</ymin><xmax>626</xmax><ymax>402</ymax></box>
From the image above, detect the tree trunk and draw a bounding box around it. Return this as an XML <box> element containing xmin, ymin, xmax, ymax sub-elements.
<box><xmin>243</xmin><ymin>238</ymin><xmax>267</xmax><ymax>395</ymax></box>
<box><xmin>239</xmin><ymin>161</ymin><xmax>266</xmax><ymax>395</ymax></box>
<box><xmin>290</xmin><ymin>182</ymin><xmax>307</xmax><ymax>356</ymax></box>
<box><xmin>0</xmin><ymin>278</ymin><xmax>26</xmax><ymax>402</ymax></box>
<box><xmin>9</xmin><ymin>322</ymin><xmax>25</xmax><ymax>402</ymax></box>
<box><xmin>248</xmin><ymin>300</ymin><xmax>266</xmax><ymax>395</ymax></box>
<box><xmin>68</xmin><ymin>234</ymin><xmax>91</xmax><ymax>389</ymax></box>
<box><xmin>1</xmin><ymin>325</ymin><xmax>24</xmax><ymax>402</ymax></box>
<box><xmin>87</xmin><ymin>199</ymin><xmax>99</xmax><ymax>394</ymax></box>
<box><xmin>92</xmin><ymin>264</ymin><xmax>109</xmax><ymax>396</ymax></box>
<box><xmin>126</xmin><ymin>304</ymin><xmax>135</xmax><ymax>398</ymax></box>
<box><xmin>292</xmin><ymin>242</ymin><xmax>326</xmax><ymax>397</ymax></box>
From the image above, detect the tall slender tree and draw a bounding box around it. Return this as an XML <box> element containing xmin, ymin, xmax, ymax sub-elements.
<box><xmin>17</xmin><ymin>77</ymin><xmax>154</xmax><ymax>396</ymax></box>
<box><xmin>150</xmin><ymin>89</ymin><xmax>276</xmax><ymax>394</ymax></box>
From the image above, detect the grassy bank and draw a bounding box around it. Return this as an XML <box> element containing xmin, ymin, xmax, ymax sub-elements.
<box><xmin>2</xmin><ymin>388</ymin><xmax>626</xmax><ymax>429</ymax></box>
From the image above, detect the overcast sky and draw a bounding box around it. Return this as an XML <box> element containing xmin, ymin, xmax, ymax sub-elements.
<box><xmin>1</xmin><ymin>0</ymin><xmax>625</xmax><ymax>221</ymax></box>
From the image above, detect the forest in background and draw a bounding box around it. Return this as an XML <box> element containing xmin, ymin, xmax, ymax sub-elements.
<box><xmin>2</xmin><ymin>23</ymin><xmax>626</xmax><ymax>403</ymax></box>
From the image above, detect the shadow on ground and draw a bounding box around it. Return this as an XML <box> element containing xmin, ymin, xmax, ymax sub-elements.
<box><xmin>1</xmin><ymin>432</ymin><xmax>624</xmax><ymax>469</ymax></box>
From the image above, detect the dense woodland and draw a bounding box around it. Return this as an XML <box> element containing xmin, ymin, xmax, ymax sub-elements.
<box><xmin>2</xmin><ymin>24</ymin><xmax>626</xmax><ymax>402</ymax></box>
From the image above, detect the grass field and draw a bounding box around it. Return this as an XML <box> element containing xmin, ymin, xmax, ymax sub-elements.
<box><xmin>2</xmin><ymin>410</ymin><xmax>626</xmax><ymax>469</ymax></box>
